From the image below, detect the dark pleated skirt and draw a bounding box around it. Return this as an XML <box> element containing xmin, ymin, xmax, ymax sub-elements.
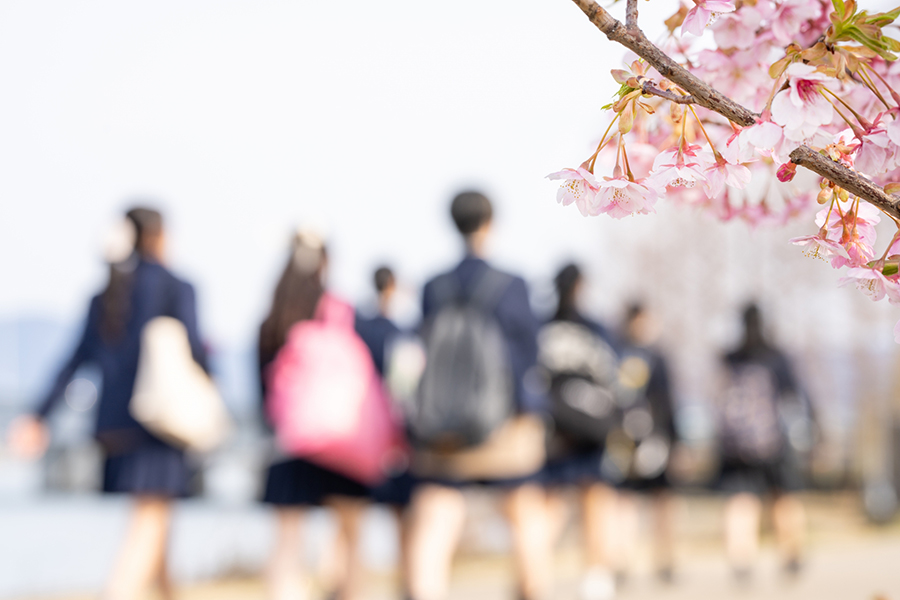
<box><xmin>102</xmin><ymin>439</ymin><xmax>191</xmax><ymax>497</ymax></box>
<box><xmin>541</xmin><ymin>447</ymin><xmax>607</xmax><ymax>487</ymax></box>
<box><xmin>263</xmin><ymin>458</ymin><xmax>370</xmax><ymax>506</ymax></box>
<box><xmin>717</xmin><ymin>456</ymin><xmax>803</xmax><ymax>496</ymax></box>
<box><xmin>370</xmin><ymin>471</ymin><xmax>416</xmax><ymax>507</ymax></box>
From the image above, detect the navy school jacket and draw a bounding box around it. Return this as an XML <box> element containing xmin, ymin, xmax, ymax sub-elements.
<box><xmin>36</xmin><ymin>259</ymin><xmax>208</xmax><ymax>449</ymax></box>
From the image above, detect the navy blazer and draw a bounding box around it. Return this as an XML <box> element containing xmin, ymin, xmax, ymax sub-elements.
<box><xmin>422</xmin><ymin>256</ymin><xmax>547</xmax><ymax>414</ymax></box>
<box><xmin>355</xmin><ymin>313</ymin><xmax>400</xmax><ymax>377</ymax></box>
<box><xmin>36</xmin><ymin>259</ymin><xmax>208</xmax><ymax>446</ymax></box>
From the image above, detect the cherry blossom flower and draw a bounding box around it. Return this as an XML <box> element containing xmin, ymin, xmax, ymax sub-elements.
<box><xmin>712</xmin><ymin>7</ymin><xmax>762</xmax><ymax>50</ymax></box>
<box><xmin>770</xmin><ymin>0</ymin><xmax>824</xmax><ymax>46</ymax></box>
<box><xmin>855</xmin><ymin>127</ymin><xmax>899</xmax><ymax>177</ymax></box>
<box><xmin>648</xmin><ymin>144</ymin><xmax>707</xmax><ymax>191</ymax></box>
<box><xmin>790</xmin><ymin>233</ymin><xmax>851</xmax><ymax>262</ymax></box>
<box><xmin>839</xmin><ymin>267</ymin><xmax>900</xmax><ymax>303</ymax></box>
<box><xmin>594</xmin><ymin>176</ymin><xmax>661</xmax><ymax>219</ymax></box>
<box><xmin>700</xmin><ymin>152</ymin><xmax>752</xmax><ymax>198</ymax></box>
<box><xmin>771</xmin><ymin>63</ymin><xmax>835</xmax><ymax>143</ymax></box>
<box><xmin>547</xmin><ymin>167</ymin><xmax>600</xmax><ymax>217</ymax></box>
<box><xmin>682</xmin><ymin>0</ymin><xmax>736</xmax><ymax>36</ymax></box>
<box><xmin>815</xmin><ymin>201</ymin><xmax>880</xmax><ymax>268</ymax></box>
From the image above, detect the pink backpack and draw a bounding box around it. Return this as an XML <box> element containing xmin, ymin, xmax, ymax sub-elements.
<box><xmin>266</xmin><ymin>293</ymin><xmax>407</xmax><ymax>485</ymax></box>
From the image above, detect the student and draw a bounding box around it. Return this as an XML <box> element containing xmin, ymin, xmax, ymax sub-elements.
<box><xmin>258</xmin><ymin>229</ymin><xmax>369</xmax><ymax>600</ymax></box>
<box><xmin>406</xmin><ymin>191</ymin><xmax>551</xmax><ymax>600</ymax></box>
<box><xmin>539</xmin><ymin>263</ymin><xmax>620</xmax><ymax>600</ymax></box>
<box><xmin>354</xmin><ymin>266</ymin><xmax>415</xmax><ymax>597</ymax></box>
<box><xmin>616</xmin><ymin>303</ymin><xmax>677</xmax><ymax>583</ymax></box>
<box><xmin>717</xmin><ymin>304</ymin><xmax>808</xmax><ymax>579</ymax></box>
<box><xmin>8</xmin><ymin>207</ymin><xmax>205</xmax><ymax>600</ymax></box>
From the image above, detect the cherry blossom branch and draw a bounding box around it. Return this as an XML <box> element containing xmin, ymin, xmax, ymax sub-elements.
<box><xmin>641</xmin><ymin>81</ymin><xmax>696</xmax><ymax>104</ymax></box>
<box><xmin>789</xmin><ymin>145</ymin><xmax>900</xmax><ymax>221</ymax></box>
<box><xmin>625</xmin><ymin>0</ymin><xmax>639</xmax><ymax>30</ymax></box>
<box><xmin>569</xmin><ymin>0</ymin><xmax>900</xmax><ymax>223</ymax></box>
<box><xmin>571</xmin><ymin>0</ymin><xmax>758</xmax><ymax>126</ymax></box>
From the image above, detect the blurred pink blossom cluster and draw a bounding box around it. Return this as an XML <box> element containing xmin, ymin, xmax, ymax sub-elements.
<box><xmin>553</xmin><ymin>0</ymin><xmax>900</xmax><ymax>340</ymax></box>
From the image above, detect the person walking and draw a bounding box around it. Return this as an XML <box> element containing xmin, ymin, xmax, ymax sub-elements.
<box><xmin>538</xmin><ymin>263</ymin><xmax>621</xmax><ymax>600</ymax></box>
<box><xmin>355</xmin><ymin>265</ymin><xmax>415</xmax><ymax>598</ymax></box>
<box><xmin>717</xmin><ymin>304</ymin><xmax>809</xmax><ymax>579</ymax></box>
<box><xmin>615</xmin><ymin>303</ymin><xmax>678</xmax><ymax>584</ymax></box>
<box><xmin>406</xmin><ymin>191</ymin><xmax>551</xmax><ymax>600</ymax></box>
<box><xmin>9</xmin><ymin>207</ymin><xmax>207</xmax><ymax>600</ymax></box>
<box><xmin>259</xmin><ymin>229</ymin><xmax>372</xmax><ymax>600</ymax></box>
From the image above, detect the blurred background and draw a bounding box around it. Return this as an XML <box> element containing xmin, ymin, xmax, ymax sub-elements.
<box><xmin>1</xmin><ymin>0</ymin><xmax>899</xmax><ymax>598</ymax></box>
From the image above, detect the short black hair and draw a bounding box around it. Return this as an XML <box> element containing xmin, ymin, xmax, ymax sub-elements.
<box><xmin>374</xmin><ymin>266</ymin><xmax>395</xmax><ymax>293</ymax></box>
<box><xmin>450</xmin><ymin>190</ymin><xmax>493</xmax><ymax>236</ymax></box>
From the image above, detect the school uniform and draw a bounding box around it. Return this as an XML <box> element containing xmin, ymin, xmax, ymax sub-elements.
<box><xmin>419</xmin><ymin>256</ymin><xmax>547</xmax><ymax>485</ymax></box>
<box><xmin>258</xmin><ymin>302</ymin><xmax>369</xmax><ymax>506</ymax></box>
<box><xmin>354</xmin><ymin>311</ymin><xmax>415</xmax><ymax>506</ymax></box>
<box><xmin>716</xmin><ymin>346</ymin><xmax>806</xmax><ymax>495</ymax></box>
<box><xmin>540</xmin><ymin>310</ymin><xmax>619</xmax><ymax>487</ymax></box>
<box><xmin>618</xmin><ymin>341</ymin><xmax>677</xmax><ymax>491</ymax></box>
<box><xmin>36</xmin><ymin>258</ymin><xmax>206</xmax><ymax>497</ymax></box>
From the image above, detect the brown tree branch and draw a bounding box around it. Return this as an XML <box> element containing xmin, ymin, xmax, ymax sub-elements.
<box><xmin>571</xmin><ymin>0</ymin><xmax>758</xmax><ymax>126</ymax></box>
<box><xmin>641</xmin><ymin>81</ymin><xmax>696</xmax><ymax>104</ymax></box>
<box><xmin>626</xmin><ymin>0</ymin><xmax>639</xmax><ymax>30</ymax></box>
<box><xmin>790</xmin><ymin>145</ymin><xmax>900</xmax><ymax>221</ymax></box>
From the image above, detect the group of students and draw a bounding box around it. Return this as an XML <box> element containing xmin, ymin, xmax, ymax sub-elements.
<box><xmin>9</xmin><ymin>191</ymin><xmax>812</xmax><ymax>600</ymax></box>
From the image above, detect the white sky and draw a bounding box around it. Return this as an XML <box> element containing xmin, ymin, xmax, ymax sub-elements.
<box><xmin>1</xmin><ymin>0</ymin><xmax>897</xmax><ymax>358</ymax></box>
<box><xmin>0</xmin><ymin>0</ymin><xmax>655</xmax><ymax>347</ymax></box>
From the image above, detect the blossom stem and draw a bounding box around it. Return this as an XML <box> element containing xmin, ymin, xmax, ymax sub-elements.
<box><xmin>862</xmin><ymin>63</ymin><xmax>900</xmax><ymax>112</ymax></box>
<box><xmin>821</xmin><ymin>88</ymin><xmax>872</xmax><ymax>131</ymax></box>
<box><xmin>856</xmin><ymin>67</ymin><xmax>892</xmax><ymax>112</ymax></box>
<box><xmin>688</xmin><ymin>105</ymin><xmax>720</xmax><ymax>158</ymax></box>
<box><xmin>588</xmin><ymin>115</ymin><xmax>621</xmax><ymax>171</ymax></box>
<box><xmin>622</xmin><ymin>142</ymin><xmax>635</xmax><ymax>181</ymax></box>
<box><xmin>817</xmin><ymin>89</ymin><xmax>865</xmax><ymax>137</ymax></box>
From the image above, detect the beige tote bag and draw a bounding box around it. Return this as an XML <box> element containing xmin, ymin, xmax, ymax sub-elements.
<box><xmin>412</xmin><ymin>415</ymin><xmax>546</xmax><ymax>481</ymax></box>
<box><xmin>129</xmin><ymin>316</ymin><xmax>232</xmax><ymax>452</ymax></box>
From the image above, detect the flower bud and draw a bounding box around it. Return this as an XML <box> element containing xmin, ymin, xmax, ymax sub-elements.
<box><xmin>777</xmin><ymin>162</ymin><xmax>797</xmax><ymax>182</ymax></box>
<box><xmin>838</xmin><ymin>188</ymin><xmax>850</xmax><ymax>202</ymax></box>
<box><xmin>817</xmin><ymin>187</ymin><xmax>834</xmax><ymax>204</ymax></box>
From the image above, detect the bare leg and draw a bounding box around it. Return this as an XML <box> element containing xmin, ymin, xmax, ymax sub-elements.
<box><xmin>392</xmin><ymin>505</ymin><xmax>412</xmax><ymax>598</ymax></box>
<box><xmin>266</xmin><ymin>507</ymin><xmax>308</xmax><ymax>600</ymax></box>
<box><xmin>772</xmin><ymin>493</ymin><xmax>806</xmax><ymax>572</ymax></box>
<box><xmin>103</xmin><ymin>495</ymin><xmax>173</xmax><ymax>600</ymax></box>
<box><xmin>653</xmin><ymin>491</ymin><xmax>676</xmax><ymax>581</ymax></box>
<box><xmin>580</xmin><ymin>483</ymin><xmax>618</xmax><ymax>600</ymax></box>
<box><xmin>545</xmin><ymin>490</ymin><xmax>570</xmax><ymax>550</ymax></box>
<box><xmin>327</xmin><ymin>497</ymin><xmax>368</xmax><ymax>600</ymax></box>
<box><xmin>505</xmin><ymin>484</ymin><xmax>553</xmax><ymax>600</ymax></box>
<box><xmin>406</xmin><ymin>485</ymin><xmax>466</xmax><ymax>600</ymax></box>
<box><xmin>724</xmin><ymin>493</ymin><xmax>762</xmax><ymax>576</ymax></box>
<box><xmin>615</xmin><ymin>493</ymin><xmax>640</xmax><ymax>579</ymax></box>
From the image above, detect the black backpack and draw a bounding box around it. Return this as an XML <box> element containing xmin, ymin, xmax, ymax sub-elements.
<box><xmin>410</xmin><ymin>268</ymin><xmax>514</xmax><ymax>450</ymax></box>
<box><xmin>538</xmin><ymin>320</ymin><xmax>621</xmax><ymax>446</ymax></box>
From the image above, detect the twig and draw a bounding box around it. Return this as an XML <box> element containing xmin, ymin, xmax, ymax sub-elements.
<box><xmin>641</xmin><ymin>81</ymin><xmax>695</xmax><ymax>104</ymax></box>
<box><xmin>790</xmin><ymin>145</ymin><xmax>900</xmax><ymax>221</ymax></box>
<box><xmin>571</xmin><ymin>0</ymin><xmax>758</xmax><ymax>126</ymax></box>
<box><xmin>626</xmin><ymin>0</ymin><xmax>639</xmax><ymax>30</ymax></box>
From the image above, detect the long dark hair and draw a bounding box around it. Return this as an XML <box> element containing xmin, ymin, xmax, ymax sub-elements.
<box><xmin>259</xmin><ymin>230</ymin><xmax>328</xmax><ymax>362</ymax></box>
<box><xmin>553</xmin><ymin>262</ymin><xmax>582</xmax><ymax>322</ymax></box>
<box><xmin>100</xmin><ymin>207</ymin><xmax>163</xmax><ymax>343</ymax></box>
